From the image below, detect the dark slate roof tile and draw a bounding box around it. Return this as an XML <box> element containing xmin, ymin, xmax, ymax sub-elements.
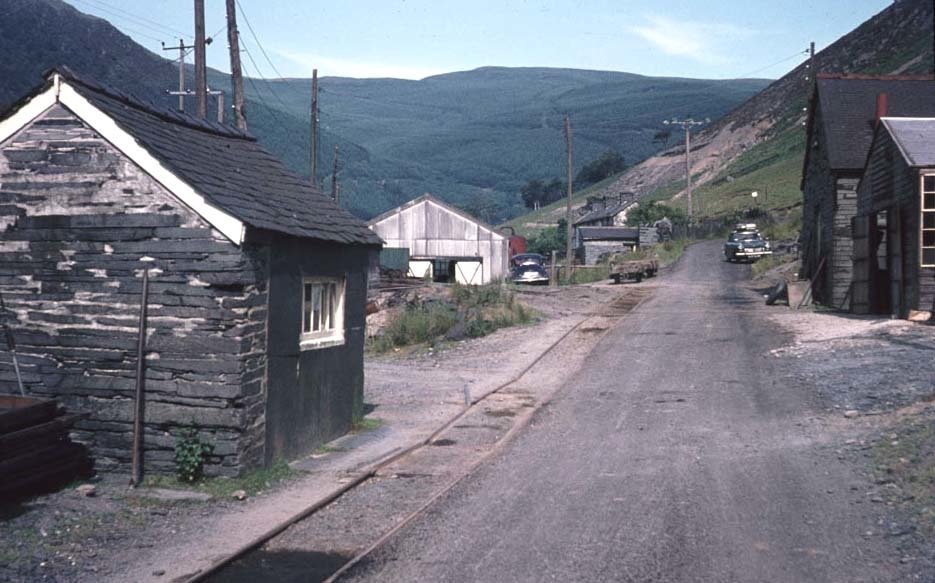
<box><xmin>577</xmin><ymin>226</ymin><xmax>640</xmax><ymax>241</ymax></box>
<box><xmin>816</xmin><ymin>77</ymin><xmax>935</xmax><ymax>171</ymax></box>
<box><xmin>50</xmin><ymin>68</ymin><xmax>380</xmax><ymax>246</ymax></box>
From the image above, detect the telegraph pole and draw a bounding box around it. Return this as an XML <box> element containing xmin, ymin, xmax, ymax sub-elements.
<box><xmin>226</xmin><ymin>0</ymin><xmax>247</xmax><ymax>130</ymax></box>
<box><xmin>310</xmin><ymin>69</ymin><xmax>319</xmax><ymax>185</ymax></box>
<box><xmin>194</xmin><ymin>0</ymin><xmax>208</xmax><ymax>118</ymax></box>
<box><xmin>167</xmin><ymin>88</ymin><xmax>224</xmax><ymax>121</ymax></box>
<box><xmin>564</xmin><ymin>115</ymin><xmax>574</xmax><ymax>274</ymax></box>
<box><xmin>331</xmin><ymin>145</ymin><xmax>339</xmax><ymax>202</ymax></box>
<box><xmin>663</xmin><ymin>117</ymin><xmax>707</xmax><ymax>221</ymax></box>
<box><xmin>162</xmin><ymin>38</ymin><xmax>195</xmax><ymax>112</ymax></box>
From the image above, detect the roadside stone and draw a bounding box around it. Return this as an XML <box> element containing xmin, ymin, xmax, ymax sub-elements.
<box><xmin>152</xmin><ymin>569</ymin><xmax>166</xmax><ymax>576</ymax></box>
<box><xmin>844</xmin><ymin>410</ymin><xmax>860</xmax><ymax>418</ymax></box>
<box><xmin>232</xmin><ymin>489</ymin><xmax>247</xmax><ymax>501</ymax></box>
<box><xmin>76</xmin><ymin>484</ymin><xmax>96</xmax><ymax>497</ymax></box>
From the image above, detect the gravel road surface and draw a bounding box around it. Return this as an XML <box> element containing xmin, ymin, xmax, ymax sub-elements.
<box><xmin>343</xmin><ymin>241</ymin><xmax>902</xmax><ymax>583</ymax></box>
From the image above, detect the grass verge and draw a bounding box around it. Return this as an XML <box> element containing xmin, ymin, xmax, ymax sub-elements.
<box><xmin>141</xmin><ymin>460</ymin><xmax>298</xmax><ymax>499</ymax></box>
<box><xmin>370</xmin><ymin>283</ymin><xmax>536</xmax><ymax>353</ymax></box>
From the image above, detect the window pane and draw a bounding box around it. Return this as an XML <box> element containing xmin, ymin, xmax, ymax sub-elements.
<box><xmin>323</xmin><ymin>284</ymin><xmax>332</xmax><ymax>330</ymax></box>
<box><xmin>925</xmin><ymin>213</ymin><xmax>935</xmax><ymax>229</ymax></box>
<box><xmin>924</xmin><ymin>248</ymin><xmax>935</xmax><ymax>266</ymax></box>
<box><xmin>925</xmin><ymin>175</ymin><xmax>935</xmax><ymax>192</ymax></box>
<box><xmin>924</xmin><ymin>231</ymin><xmax>935</xmax><ymax>247</ymax></box>
<box><xmin>312</xmin><ymin>285</ymin><xmax>322</xmax><ymax>331</ymax></box>
<box><xmin>303</xmin><ymin>283</ymin><xmax>312</xmax><ymax>333</ymax></box>
<box><xmin>925</xmin><ymin>192</ymin><xmax>935</xmax><ymax>210</ymax></box>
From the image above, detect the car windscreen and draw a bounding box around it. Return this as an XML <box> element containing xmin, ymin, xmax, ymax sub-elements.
<box><xmin>729</xmin><ymin>232</ymin><xmax>760</xmax><ymax>242</ymax></box>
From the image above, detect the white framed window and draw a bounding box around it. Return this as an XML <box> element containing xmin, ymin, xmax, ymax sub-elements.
<box><xmin>300</xmin><ymin>277</ymin><xmax>345</xmax><ymax>349</ymax></box>
<box><xmin>923</xmin><ymin>175</ymin><xmax>935</xmax><ymax>267</ymax></box>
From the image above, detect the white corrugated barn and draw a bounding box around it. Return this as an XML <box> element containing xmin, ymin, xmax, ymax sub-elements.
<box><xmin>368</xmin><ymin>194</ymin><xmax>509</xmax><ymax>284</ymax></box>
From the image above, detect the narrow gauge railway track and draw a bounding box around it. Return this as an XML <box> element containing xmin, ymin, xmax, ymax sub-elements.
<box><xmin>193</xmin><ymin>285</ymin><xmax>656</xmax><ymax>583</ymax></box>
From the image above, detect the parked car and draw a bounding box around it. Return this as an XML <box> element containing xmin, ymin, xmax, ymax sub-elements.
<box><xmin>724</xmin><ymin>224</ymin><xmax>772</xmax><ymax>262</ymax></box>
<box><xmin>511</xmin><ymin>263</ymin><xmax>550</xmax><ymax>285</ymax></box>
<box><xmin>510</xmin><ymin>253</ymin><xmax>547</xmax><ymax>268</ymax></box>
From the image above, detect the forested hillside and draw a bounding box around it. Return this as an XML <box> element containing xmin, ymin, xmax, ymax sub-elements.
<box><xmin>1</xmin><ymin>0</ymin><xmax>770</xmax><ymax>220</ymax></box>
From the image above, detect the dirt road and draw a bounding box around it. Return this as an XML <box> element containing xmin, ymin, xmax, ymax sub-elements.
<box><xmin>342</xmin><ymin>241</ymin><xmax>904</xmax><ymax>582</ymax></box>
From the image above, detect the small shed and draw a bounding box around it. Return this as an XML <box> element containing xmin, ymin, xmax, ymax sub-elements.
<box><xmin>574</xmin><ymin>226</ymin><xmax>640</xmax><ymax>265</ymax></box>
<box><xmin>0</xmin><ymin>69</ymin><xmax>382</xmax><ymax>476</ymax></box>
<box><xmin>800</xmin><ymin>74</ymin><xmax>935</xmax><ymax>310</ymax></box>
<box><xmin>368</xmin><ymin>194</ymin><xmax>509</xmax><ymax>284</ymax></box>
<box><xmin>852</xmin><ymin>117</ymin><xmax>935</xmax><ymax>319</ymax></box>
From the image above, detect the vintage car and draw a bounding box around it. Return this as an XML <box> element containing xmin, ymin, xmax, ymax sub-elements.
<box><xmin>511</xmin><ymin>263</ymin><xmax>550</xmax><ymax>285</ymax></box>
<box><xmin>724</xmin><ymin>224</ymin><xmax>772</xmax><ymax>262</ymax></box>
<box><xmin>510</xmin><ymin>253</ymin><xmax>547</xmax><ymax>268</ymax></box>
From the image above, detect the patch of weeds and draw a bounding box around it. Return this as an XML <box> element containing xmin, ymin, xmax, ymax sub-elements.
<box><xmin>370</xmin><ymin>303</ymin><xmax>458</xmax><ymax>352</ymax></box>
<box><xmin>174</xmin><ymin>428</ymin><xmax>214</xmax><ymax>483</ymax></box>
<box><xmin>872</xmin><ymin>417</ymin><xmax>935</xmax><ymax>535</ymax></box>
<box><xmin>561</xmin><ymin>265</ymin><xmax>610</xmax><ymax>285</ymax></box>
<box><xmin>352</xmin><ymin>417</ymin><xmax>384</xmax><ymax>433</ymax></box>
<box><xmin>750</xmin><ymin>254</ymin><xmax>791</xmax><ymax>279</ymax></box>
<box><xmin>371</xmin><ymin>284</ymin><xmax>537</xmax><ymax>352</ymax></box>
<box><xmin>142</xmin><ymin>460</ymin><xmax>298</xmax><ymax>499</ymax></box>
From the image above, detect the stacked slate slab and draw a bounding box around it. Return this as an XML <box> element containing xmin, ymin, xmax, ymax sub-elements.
<box><xmin>0</xmin><ymin>68</ymin><xmax>381</xmax><ymax>476</ymax></box>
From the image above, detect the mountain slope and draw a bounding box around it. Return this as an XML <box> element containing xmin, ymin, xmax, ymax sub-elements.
<box><xmin>551</xmin><ymin>0</ymin><xmax>935</xmax><ymax>226</ymax></box>
<box><xmin>1</xmin><ymin>0</ymin><xmax>770</xmax><ymax>222</ymax></box>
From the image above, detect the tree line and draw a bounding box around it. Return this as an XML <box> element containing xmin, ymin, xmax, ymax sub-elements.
<box><xmin>520</xmin><ymin>149</ymin><xmax>628</xmax><ymax>209</ymax></box>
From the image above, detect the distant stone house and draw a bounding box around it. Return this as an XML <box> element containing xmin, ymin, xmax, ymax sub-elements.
<box><xmin>800</xmin><ymin>74</ymin><xmax>935</xmax><ymax>310</ymax></box>
<box><xmin>574</xmin><ymin>227</ymin><xmax>640</xmax><ymax>265</ymax></box>
<box><xmin>852</xmin><ymin>118</ymin><xmax>935</xmax><ymax>319</ymax></box>
<box><xmin>572</xmin><ymin>194</ymin><xmax>641</xmax><ymax>264</ymax></box>
<box><xmin>0</xmin><ymin>68</ymin><xmax>382</xmax><ymax>476</ymax></box>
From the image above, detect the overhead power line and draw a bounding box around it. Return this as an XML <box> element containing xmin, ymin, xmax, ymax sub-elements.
<box><xmin>70</xmin><ymin>0</ymin><xmax>192</xmax><ymax>40</ymax></box>
<box><xmin>235</xmin><ymin>0</ymin><xmax>288</xmax><ymax>80</ymax></box>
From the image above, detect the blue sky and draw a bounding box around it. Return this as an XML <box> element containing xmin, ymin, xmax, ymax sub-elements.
<box><xmin>65</xmin><ymin>0</ymin><xmax>893</xmax><ymax>80</ymax></box>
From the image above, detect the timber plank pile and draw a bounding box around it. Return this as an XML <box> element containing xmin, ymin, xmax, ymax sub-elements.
<box><xmin>0</xmin><ymin>395</ymin><xmax>92</xmax><ymax>501</ymax></box>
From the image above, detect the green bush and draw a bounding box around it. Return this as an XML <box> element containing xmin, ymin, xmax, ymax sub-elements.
<box><xmin>174</xmin><ymin>428</ymin><xmax>214</xmax><ymax>483</ymax></box>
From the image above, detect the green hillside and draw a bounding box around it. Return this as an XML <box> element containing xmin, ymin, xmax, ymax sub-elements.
<box><xmin>505</xmin><ymin>0</ymin><xmax>934</xmax><ymax>238</ymax></box>
<box><xmin>0</xmin><ymin>0</ymin><xmax>771</xmax><ymax>223</ymax></box>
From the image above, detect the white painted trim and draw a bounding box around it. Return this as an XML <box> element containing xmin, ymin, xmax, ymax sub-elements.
<box><xmin>0</xmin><ymin>87</ymin><xmax>57</xmax><ymax>147</ymax></box>
<box><xmin>55</xmin><ymin>80</ymin><xmax>245</xmax><ymax>245</ymax></box>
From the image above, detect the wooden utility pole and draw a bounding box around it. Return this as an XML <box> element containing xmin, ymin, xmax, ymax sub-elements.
<box><xmin>226</xmin><ymin>0</ymin><xmax>247</xmax><ymax>130</ymax></box>
<box><xmin>162</xmin><ymin>38</ymin><xmax>195</xmax><ymax>112</ymax></box>
<box><xmin>663</xmin><ymin>117</ymin><xmax>707</xmax><ymax>221</ymax></box>
<box><xmin>310</xmin><ymin>69</ymin><xmax>319</xmax><ymax>185</ymax></box>
<box><xmin>331</xmin><ymin>145</ymin><xmax>339</xmax><ymax>202</ymax></box>
<box><xmin>564</xmin><ymin>115</ymin><xmax>574</xmax><ymax>275</ymax></box>
<box><xmin>194</xmin><ymin>0</ymin><xmax>208</xmax><ymax>118</ymax></box>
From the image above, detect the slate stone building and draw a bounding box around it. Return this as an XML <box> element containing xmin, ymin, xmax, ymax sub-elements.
<box><xmin>800</xmin><ymin>74</ymin><xmax>935</xmax><ymax>310</ymax></box>
<box><xmin>0</xmin><ymin>69</ymin><xmax>381</xmax><ymax>476</ymax></box>
<box><xmin>852</xmin><ymin>118</ymin><xmax>935</xmax><ymax>318</ymax></box>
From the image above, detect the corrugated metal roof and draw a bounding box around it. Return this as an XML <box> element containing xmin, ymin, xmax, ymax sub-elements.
<box><xmin>881</xmin><ymin>117</ymin><xmax>935</xmax><ymax>167</ymax></box>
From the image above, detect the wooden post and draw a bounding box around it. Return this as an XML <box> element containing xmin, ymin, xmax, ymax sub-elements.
<box><xmin>130</xmin><ymin>267</ymin><xmax>150</xmax><ymax>487</ymax></box>
<box><xmin>331</xmin><ymin>145</ymin><xmax>339</xmax><ymax>201</ymax></box>
<box><xmin>310</xmin><ymin>69</ymin><xmax>319</xmax><ymax>185</ymax></box>
<box><xmin>176</xmin><ymin>38</ymin><xmax>186</xmax><ymax>111</ymax></box>
<box><xmin>226</xmin><ymin>0</ymin><xmax>247</xmax><ymax>130</ymax></box>
<box><xmin>216</xmin><ymin>91</ymin><xmax>225</xmax><ymax>124</ymax></box>
<box><xmin>194</xmin><ymin>0</ymin><xmax>208</xmax><ymax>119</ymax></box>
<box><xmin>685</xmin><ymin>124</ymin><xmax>692</xmax><ymax>220</ymax></box>
<box><xmin>564</xmin><ymin>115</ymin><xmax>574</xmax><ymax>277</ymax></box>
<box><xmin>550</xmin><ymin>250</ymin><xmax>557</xmax><ymax>287</ymax></box>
